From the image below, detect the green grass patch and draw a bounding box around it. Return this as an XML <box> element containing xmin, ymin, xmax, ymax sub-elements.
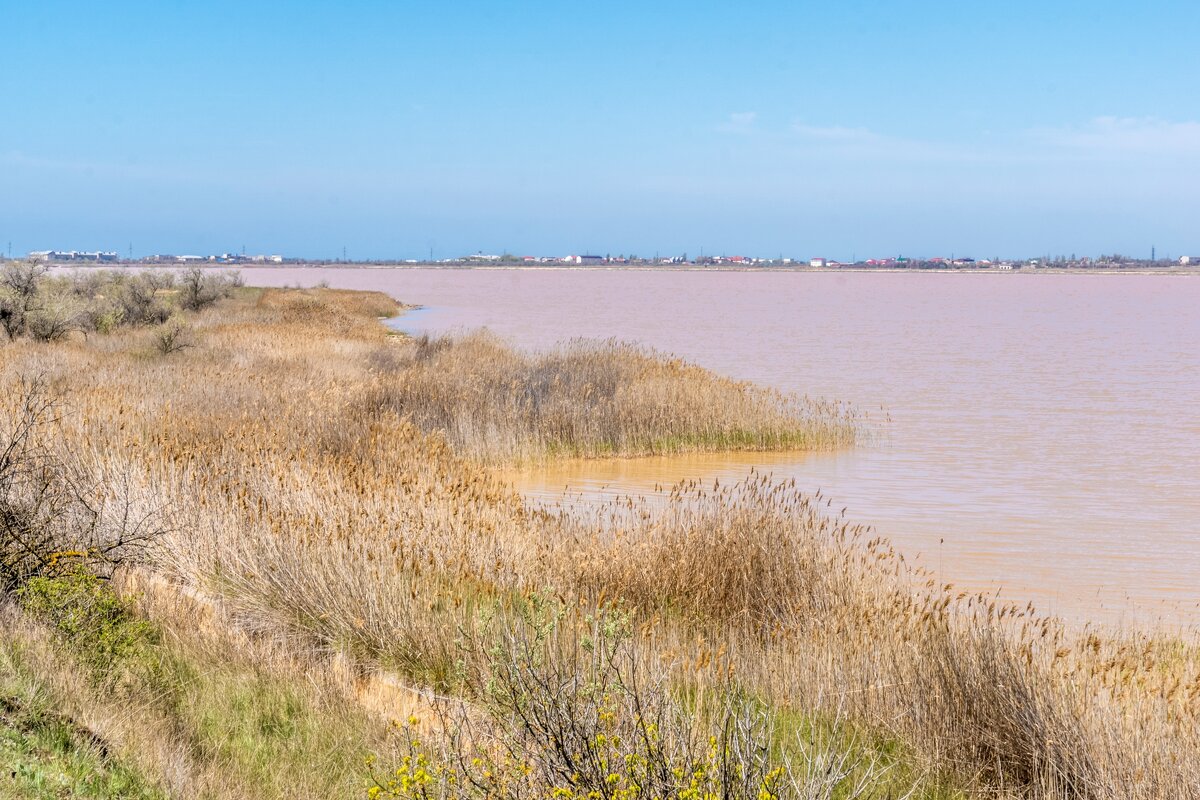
<box><xmin>0</xmin><ymin>642</ymin><xmax>165</xmax><ymax>800</ymax></box>
<box><xmin>11</xmin><ymin>568</ymin><xmax>390</xmax><ymax>799</ymax></box>
<box><xmin>769</xmin><ymin>705</ymin><xmax>967</xmax><ymax>800</ymax></box>
<box><xmin>163</xmin><ymin>658</ymin><xmax>381</xmax><ymax>799</ymax></box>
<box><xmin>17</xmin><ymin>568</ymin><xmax>157</xmax><ymax>686</ymax></box>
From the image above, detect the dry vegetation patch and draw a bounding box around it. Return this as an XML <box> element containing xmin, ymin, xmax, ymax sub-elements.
<box><xmin>367</xmin><ymin>331</ymin><xmax>856</xmax><ymax>462</ymax></box>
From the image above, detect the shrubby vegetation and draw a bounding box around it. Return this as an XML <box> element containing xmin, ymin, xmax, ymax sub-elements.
<box><xmin>367</xmin><ymin>597</ymin><xmax>915</xmax><ymax>800</ymax></box>
<box><xmin>0</xmin><ymin>262</ymin><xmax>239</xmax><ymax>343</ymax></box>
<box><xmin>0</xmin><ymin>275</ymin><xmax>1197</xmax><ymax>799</ymax></box>
<box><xmin>18</xmin><ymin>567</ymin><xmax>157</xmax><ymax>684</ymax></box>
<box><xmin>0</xmin><ymin>376</ymin><xmax>166</xmax><ymax>592</ymax></box>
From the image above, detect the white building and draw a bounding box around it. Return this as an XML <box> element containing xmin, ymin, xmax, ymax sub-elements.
<box><xmin>29</xmin><ymin>250</ymin><xmax>117</xmax><ymax>262</ymax></box>
<box><xmin>1180</xmin><ymin>256</ymin><xmax>1200</xmax><ymax>265</ymax></box>
<box><xmin>809</xmin><ymin>257</ymin><xmax>827</xmax><ymax>268</ymax></box>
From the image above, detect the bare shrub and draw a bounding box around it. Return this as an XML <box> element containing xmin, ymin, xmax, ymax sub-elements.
<box><xmin>0</xmin><ymin>261</ymin><xmax>50</xmax><ymax>340</ymax></box>
<box><xmin>66</xmin><ymin>268</ymin><xmax>111</xmax><ymax>299</ymax></box>
<box><xmin>25</xmin><ymin>288</ymin><xmax>83</xmax><ymax>342</ymax></box>
<box><xmin>179</xmin><ymin>267</ymin><xmax>237</xmax><ymax>311</ymax></box>
<box><xmin>370</xmin><ymin>601</ymin><xmax>900</xmax><ymax>800</ymax></box>
<box><xmin>0</xmin><ymin>376</ymin><xmax>167</xmax><ymax>592</ymax></box>
<box><xmin>154</xmin><ymin>315</ymin><xmax>194</xmax><ymax>355</ymax></box>
<box><xmin>116</xmin><ymin>273</ymin><xmax>173</xmax><ymax>325</ymax></box>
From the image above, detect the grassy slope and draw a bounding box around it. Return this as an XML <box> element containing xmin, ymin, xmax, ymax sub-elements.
<box><xmin>1</xmin><ymin>592</ymin><xmax>394</xmax><ymax>800</ymax></box>
<box><xmin>0</xmin><ymin>650</ymin><xmax>163</xmax><ymax>800</ymax></box>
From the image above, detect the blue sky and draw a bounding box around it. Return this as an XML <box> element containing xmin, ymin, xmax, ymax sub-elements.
<box><xmin>2</xmin><ymin>0</ymin><xmax>1198</xmax><ymax>260</ymax></box>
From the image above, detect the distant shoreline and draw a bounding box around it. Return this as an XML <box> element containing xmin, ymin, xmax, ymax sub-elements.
<box><xmin>39</xmin><ymin>261</ymin><xmax>1200</xmax><ymax>276</ymax></box>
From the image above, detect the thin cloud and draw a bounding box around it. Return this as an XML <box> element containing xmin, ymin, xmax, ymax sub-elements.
<box><xmin>784</xmin><ymin>120</ymin><xmax>973</xmax><ymax>161</ymax></box>
<box><xmin>1</xmin><ymin>150</ymin><xmax>206</xmax><ymax>183</ymax></box>
<box><xmin>717</xmin><ymin>111</ymin><xmax>758</xmax><ymax>134</ymax></box>
<box><xmin>1029</xmin><ymin>116</ymin><xmax>1200</xmax><ymax>155</ymax></box>
<box><xmin>790</xmin><ymin>122</ymin><xmax>882</xmax><ymax>143</ymax></box>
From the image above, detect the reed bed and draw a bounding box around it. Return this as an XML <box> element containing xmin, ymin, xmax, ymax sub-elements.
<box><xmin>1</xmin><ymin>274</ymin><xmax>1198</xmax><ymax>798</ymax></box>
<box><xmin>367</xmin><ymin>331</ymin><xmax>857</xmax><ymax>462</ymax></box>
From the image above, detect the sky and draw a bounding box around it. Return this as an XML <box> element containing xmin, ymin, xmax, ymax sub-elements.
<box><xmin>2</xmin><ymin>0</ymin><xmax>1199</xmax><ymax>261</ymax></box>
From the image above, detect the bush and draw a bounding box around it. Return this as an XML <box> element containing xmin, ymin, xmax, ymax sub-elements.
<box><xmin>367</xmin><ymin>599</ymin><xmax>893</xmax><ymax>800</ymax></box>
<box><xmin>180</xmin><ymin>267</ymin><xmax>237</xmax><ymax>312</ymax></box>
<box><xmin>25</xmin><ymin>288</ymin><xmax>83</xmax><ymax>342</ymax></box>
<box><xmin>17</xmin><ymin>565</ymin><xmax>157</xmax><ymax>682</ymax></box>
<box><xmin>0</xmin><ymin>267</ymin><xmax>239</xmax><ymax>342</ymax></box>
<box><xmin>0</xmin><ymin>262</ymin><xmax>49</xmax><ymax>340</ymax></box>
<box><xmin>81</xmin><ymin>299</ymin><xmax>127</xmax><ymax>335</ymax></box>
<box><xmin>0</xmin><ymin>376</ymin><xmax>167</xmax><ymax>592</ymax></box>
<box><xmin>154</xmin><ymin>315</ymin><xmax>194</xmax><ymax>355</ymax></box>
<box><xmin>116</xmin><ymin>273</ymin><xmax>173</xmax><ymax>325</ymax></box>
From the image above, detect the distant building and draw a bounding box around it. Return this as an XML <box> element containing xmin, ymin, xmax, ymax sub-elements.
<box><xmin>809</xmin><ymin>257</ymin><xmax>827</xmax><ymax>268</ymax></box>
<box><xmin>1180</xmin><ymin>256</ymin><xmax>1200</xmax><ymax>265</ymax></box>
<box><xmin>28</xmin><ymin>250</ymin><xmax>117</xmax><ymax>263</ymax></box>
<box><xmin>578</xmin><ymin>255</ymin><xmax>605</xmax><ymax>265</ymax></box>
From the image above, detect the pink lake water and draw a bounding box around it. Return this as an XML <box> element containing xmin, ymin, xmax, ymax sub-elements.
<box><xmin>238</xmin><ymin>267</ymin><xmax>1200</xmax><ymax>628</ymax></box>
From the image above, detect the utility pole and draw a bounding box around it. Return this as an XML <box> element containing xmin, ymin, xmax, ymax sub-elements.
<box><xmin>342</xmin><ymin>246</ymin><xmax>347</xmax><ymax>262</ymax></box>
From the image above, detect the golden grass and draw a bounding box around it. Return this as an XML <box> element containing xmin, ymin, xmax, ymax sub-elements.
<box><xmin>1</xmin><ymin>279</ymin><xmax>1198</xmax><ymax>798</ymax></box>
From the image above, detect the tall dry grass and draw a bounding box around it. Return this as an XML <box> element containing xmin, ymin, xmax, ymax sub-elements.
<box><xmin>1</xmin><ymin>278</ymin><xmax>1198</xmax><ymax>798</ymax></box>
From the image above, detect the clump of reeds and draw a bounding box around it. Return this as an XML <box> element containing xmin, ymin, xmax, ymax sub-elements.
<box><xmin>365</xmin><ymin>331</ymin><xmax>858</xmax><ymax>462</ymax></box>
